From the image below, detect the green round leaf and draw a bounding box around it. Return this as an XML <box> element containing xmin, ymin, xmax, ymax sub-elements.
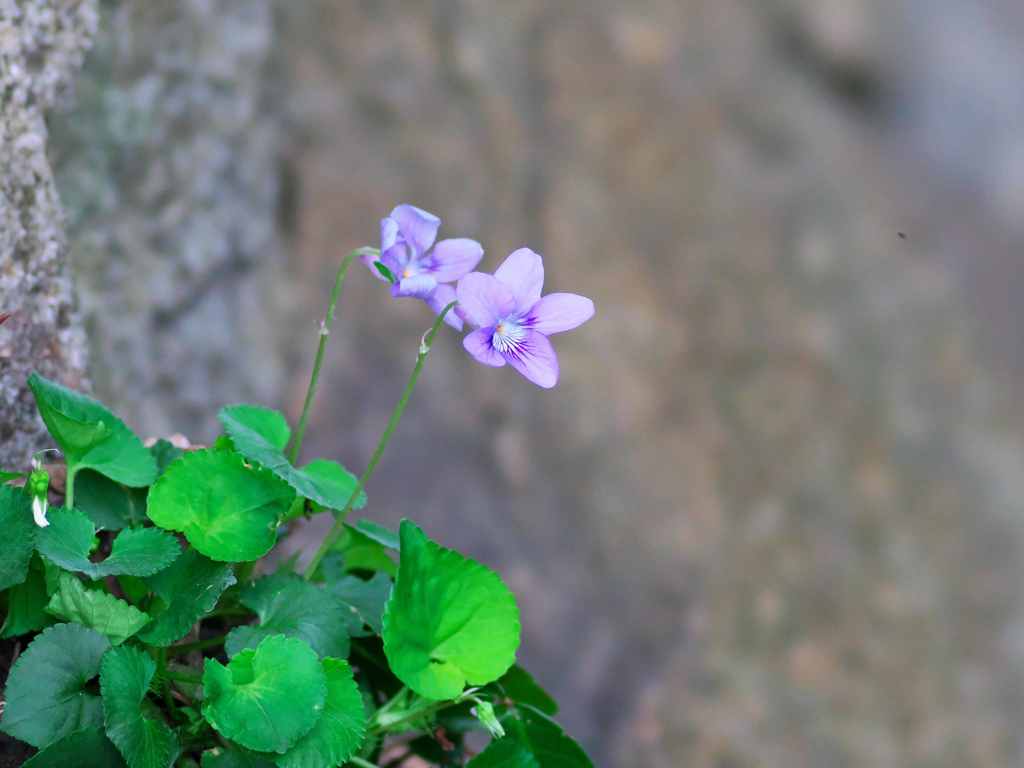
<box><xmin>225</xmin><ymin>572</ymin><xmax>350</xmax><ymax>659</ymax></box>
<box><xmin>0</xmin><ymin>484</ymin><xmax>37</xmax><ymax>590</ymax></box>
<box><xmin>28</xmin><ymin>373</ymin><xmax>157</xmax><ymax>488</ymax></box>
<box><xmin>137</xmin><ymin>548</ymin><xmax>237</xmax><ymax>646</ymax></box>
<box><xmin>147</xmin><ymin>448</ymin><xmax>294</xmax><ymax>562</ymax></box>
<box><xmin>0</xmin><ymin>623</ymin><xmax>111</xmax><ymax>748</ymax></box>
<box><xmin>22</xmin><ymin>728</ymin><xmax>125</xmax><ymax>768</ymax></box>
<box><xmin>37</xmin><ymin>507</ymin><xmax>181</xmax><ymax>578</ymax></box>
<box><xmin>382</xmin><ymin>520</ymin><xmax>521</xmax><ymax>700</ymax></box>
<box><xmin>201</xmin><ymin>635</ymin><xmax>326</xmax><ymax>753</ymax></box>
<box><xmin>274</xmin><ymin>658</ymin><xmax>366</xmax><ymax>768</ymax></box>
<box><xmin>219</xmin><ymin>404</ymin><xmax>366</xmax><ymax>512</ymax></box>
<box><xmin>100</xmin><ymin>645</ymin><xmax>179</xmax><ymax>768</ymax></box>
<box><xmin>46</xmin><ymin>573</ymin><xmax>150</xmax><ymax>645</ymax></box>
<box><xmin>468</xmin><ymin>706</ymin><xmax>593</xmax><ymax>768</ymax></box>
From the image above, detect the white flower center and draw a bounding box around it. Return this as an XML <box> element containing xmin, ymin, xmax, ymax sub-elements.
<box><xmin>492</xmin><ymin>318</ymin><xmax>526</xmax><ymax>353</ymax></box>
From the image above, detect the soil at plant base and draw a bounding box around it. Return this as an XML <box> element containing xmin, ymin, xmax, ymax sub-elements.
<box><xmin>0</xmin><ymin>637</ymin><xmax>35</xmax><ymax>766</ymax></box>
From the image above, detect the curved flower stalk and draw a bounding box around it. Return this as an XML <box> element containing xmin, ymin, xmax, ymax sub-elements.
<box><xmin>457</xmin><ymin>248</ymin><xmax>594</xmax><ymax>388</ymax></box>
<box><xmin>364</xmin><ymin>204</ymin><xmax>483</xmax><ymax>330</ymax></box>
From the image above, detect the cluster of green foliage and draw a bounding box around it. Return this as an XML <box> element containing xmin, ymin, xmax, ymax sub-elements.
<box><xmin>0</xmin><ymin>373</ymin><xmax>593</xmax><ymax>767</ymax></box>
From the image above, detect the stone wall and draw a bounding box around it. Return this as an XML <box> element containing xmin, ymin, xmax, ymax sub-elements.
<box><xmin>52</xmin><ymin>0</ymin><xmax>291</xmax><ymax>441</ymax></box>
<box><xmin>0</xmin><ymin>0</ymin><xmax>97</xmax><ymax>467</ymax></box>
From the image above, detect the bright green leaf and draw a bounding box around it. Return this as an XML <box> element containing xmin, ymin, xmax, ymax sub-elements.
<box><xmin>274</xmin><ymin>658</ymin><xmax>366</xmax><ymax>768</ymax></box>
<box><xmin>100</xmin><ymin>645</ymin><xmax>179</xmax><ymax>768</ymax></box>
<box><xmin>492</xmin><ymin>666</ymin><xmax>559</xmax><ymax>717</ymax></box>
<box><xmin>0</xmin><ymin>484</ymin><xmax>37</xmax><ymax>590</ymax></box>
<box><xmin>0</xmin><ymin>470</ymin><xmax>25</xmax><ymax>484</ymax></box>
<box><xmin>382</xmin><ymin>521</ymin><xmax>521</xmax><ymax>701</ymax></box>
<box><xmin>202</xmin><ymin>635</ymin><xmax>327</xmax><ymax>754</ymax></box>
<box><xmin>326</xmin><ymin>572</ymin><xmax>392</xmax><ymax>636</ymax></box>
<box><xmin>0</xmin><ymin>623</ymin><xmax>110</xmax><ymax>748</ymax></box>
<box><xmin>225</xmin><ymin>572</ymin><xmax>350</xmax><ymax>659</ymax></box>
<box><xmin>22</xmin><ymin>727</ymin><xmax>125</xmax><ymax>768</ymax></box>
<box><xmin>46</xmin><ymin>573</ymin><xmax>149</xmax><ymax>645</ymax></box>
<box><xmin>2</xmin><ymin>555</ymin><xmax>55</xmax><ymax>637</ymax></box>
<box><xmin>28</xmin><ymin>373</ymin><xmax>157</xmax><ymax>488</ymax></box>
<box><xmin>219</xmin><ymin>405</ymin><xmax>365</xmax><ymax>512</ymax></box>
<box><xmin>75</xmin><ymin>470</ymin><xmax>146</xmax><ymax>530</ymax></box>
<box><xmin>468</xmin><ymin>706</ymin><xmax>592</xmax><ymax>768</ymax></box>
<box><xmin>137</xmin><ymin>549</ymin><xmax>236</xmax><ymax>646</ymax></box>
<box><xmin>37</xmin><ymin>507</ymin><xmax>180</xmax><ymax>578</ymax></box>
<box><xmin>147</xmin><ymin>448</ymin><xmax>293</xmax><ymax>562</ymax></box>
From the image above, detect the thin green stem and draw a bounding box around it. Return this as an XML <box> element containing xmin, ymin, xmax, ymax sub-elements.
<box><xmin>64</xmin><ymin>466</ymin><xmax>77</xmax><ymax>509</ymax></box>
<box><xmin>369</xmin><ymin>698</ymin><xmax>456</xmax><ymax>735</ymax></box>
<box><xmin>348</xmin><ymin>758</ymin><xmax>380</xmax><ymax>768</ymax></box>
<box><xmin>288</xmin><ymin>247</ymin><xmax>376</xmax><ymax>465</ymax></box>
<box><xmin>167</xmin><ymin>635</ymin><xmax>227</xmax><ymax>657</ymax></box>
<box><xmin>303</xmin><ymin>303</ymin><xmax>456</xmax><ymax>580</ymax></box>
<box><xmin>165</xmin><ymin>669</ymin><xmax>203</xmax><ymax>685</ymax></box>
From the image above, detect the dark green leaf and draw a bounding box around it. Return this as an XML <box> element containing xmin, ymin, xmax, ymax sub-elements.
<box><xmin>0</xmin><ymin>470</ymin><xmax>25</xmax><ymax>484</ymax></box>
<box><xmin>137</xmin><ymin>549</ymin><xmax>236</xmax><ymax>646</ymax></box>
<box><xmin>148</xmin><ymin>440</ymin><xmax>184</xmax><ymax>474</ymax></box>
<box><xmin>218</xmin><ymin>405</ymin><xmax>365</xmax><ymax>512</ymax></box>
<box><xmin>46</xmin><ymin>573</ymin><xmax>149</xmax><ymax>645</ymax></box>
<box><xmin>0</xmin><ymin>623</ymin><xmax>110</xmax><ymax>748</ymax></box>
<box><xmin>37</xmin><ymin>507</ymin><xmax>180</xmax><ymax>578</ymax></box>
<box><xmin>200</xmin><ymin>748</ymin><xmax>275</xmax><ymax>768</ymax></box>
<box><xmin>0</xmin><ymin>484</ymin><xmax>37</xmax><ymax>590</ymax></box>
<box><xmin>468</xmin><ymin>706</ymin><xmax>592</xmax><ymax>768</ymax></box>
<box><xmin>22</xmin><ymin>728</ymin><xmax>125</xmax><ymax>768</ymax></box>
<box><xmin>351</xmin><ymin>520</ymin><xmax>399</xmax><ymax>550</ymax></box>
<box><xmin>382</xmin><ymin>521</ymin><xmax>521</xmax><ymax>700</ymax></box>
<box><xmin>147</xmin><ymin>448</ymin><xmax>293</xmax><ymax>562</ymax></box>
<box><xmin>492</xmin><ymin>666</ymin><xmax>559</xmax><ymax>716</ymax></box>
<box><xmin>225</xmin><ymin>572</ymin><xmax>350</xmax><ymax>659</ymax></box>
<box><xmin>75</xmin><ymin>470</ymin><xmax>146</xmax><ymax>530</ymax></box>
<box><xmin>1</xmin><ymin>555</ymin><xmax>55</xmax><ymax>637</ymax></box>
<box><xmin>326</xmin><ymin>572</ymin><xmax>392</xmax><ymax>636</ymax></box>
<box><xmin>327</xmin><ymin>527</ymin><xmax>397</xmax><ymax>577</ymax></box>
<box><xmin>274</xmin><ymin>658</ymin><xmax>366</xmax><ymax>768</ymax></box>
<box><xmin>202</xmin><ymin>635</ymin><xmax>327</xmax><ymax>753</ymax></box>
<box><xmin>100</xmin><ymin>645</ymin><xmax>179</xmax><ymax>768</ymax></box>
<box><xmin>28</xmin><ymin>373</ymin><xmax>157</xmax><ymax>488</ymax></box>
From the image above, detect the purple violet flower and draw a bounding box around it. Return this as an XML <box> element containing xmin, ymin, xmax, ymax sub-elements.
<box><xmin>456</xmin><ymin>248</ymin><xmax>594</xmax><ymax>388</ymax></box>
<box><xmin>364</xmin><ymin>204</ymin><xmax>483</xmax><ymax>330</ymax></box>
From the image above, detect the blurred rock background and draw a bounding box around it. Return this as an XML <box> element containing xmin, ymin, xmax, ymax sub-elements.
<box><xmin>9</xmin><ymin>0</ymin><xmax>1024</xmax><ymax>765</ymax></box>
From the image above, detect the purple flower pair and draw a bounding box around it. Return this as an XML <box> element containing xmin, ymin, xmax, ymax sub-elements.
<box><xmin>367</xmin><ymin>205</ymin><xmax>594</xmax><ymax>389</ymax></box>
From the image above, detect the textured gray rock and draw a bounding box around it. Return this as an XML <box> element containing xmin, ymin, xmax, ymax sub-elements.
<box><xmin>52</xmin><ymin>0</ymin><xmax>291</xmax><ymax>441</ymax></box>
<box><xmin>0</xmin><ymin>0</ymin><xmax>97</xmax><ymax>467</ymax></box>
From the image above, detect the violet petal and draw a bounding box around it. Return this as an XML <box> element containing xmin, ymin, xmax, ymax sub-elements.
<box><xmin>505</xmin><ymin>330</ymin><xmax>559</xmax><ymax>388</ymax></box>
<box><xmin>463</xmin><ymin>328</ymin><xmax>506</xmax><ymax>367</ymax></box>
<box><xmin>456</xmin><ymin>272</ymin><xmax>517</xmax><ymax>328</ymax></box>
<box><xmin>527</xmin><ymin>292</ymin><xmax>595</xmax><ymax>335</ymax></box>
<box><xmin>429</xmin><ymin>238</ymin><xmax>484</xmax><ymax>283</ymax></box>
<box><xmin>495</xmin><ymin>247</ymin><xmax>545</xmax><ymax>311</ymax></box>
